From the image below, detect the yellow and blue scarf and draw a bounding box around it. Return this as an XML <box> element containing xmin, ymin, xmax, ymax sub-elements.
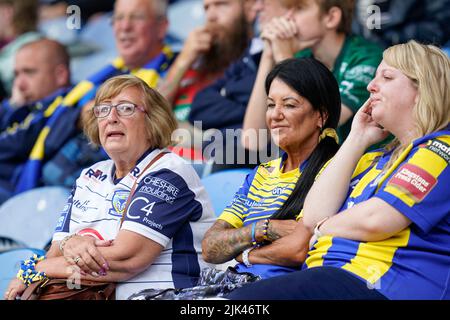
<box><xmin>14</xmin><ymin>46</ymin><xmax>173</xmax><ymax>194</ymax></box>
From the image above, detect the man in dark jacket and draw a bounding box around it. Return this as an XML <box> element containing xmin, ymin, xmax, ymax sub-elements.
<box><xmin>0</xmin><ymin>38</ymin><xmax>71</xmax><ymax>131</ymax></box>
<box><xmin>187</xmin><ymin>0</ymin><xmax>288</xmax><ymax>171</ymax></box>
<box><xmin>0</xmin><ymin>38</ymin><xmax>72</xmax><ymax>204</ymax></box>
<box><xmin>188</xmin><ymin>49</ymin><xmax>263</xmax><ymax>171</ymax></box>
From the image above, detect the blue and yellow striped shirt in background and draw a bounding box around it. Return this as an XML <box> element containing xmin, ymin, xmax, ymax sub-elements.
<box><xmin>219</xmin><ymin>153</ymin><xmax>307</xmax><ymax>279</ymax></box>
<box><xmin>305</xmin><ymin>127</ymin><xmax>450</xmax><ymax>300</ymax></box>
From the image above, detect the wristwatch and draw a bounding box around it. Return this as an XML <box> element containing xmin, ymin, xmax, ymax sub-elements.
<box><xmin>242</xmin><ymin>248</ymin><xmax>253</xmax><ymax>267</ymax></box>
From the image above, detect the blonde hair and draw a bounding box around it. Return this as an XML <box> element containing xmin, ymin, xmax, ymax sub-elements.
<box><xmin>383</xmin><ymin>40</ymin><xmax>450</xmax><ymax>168</ymax></box>
<box><xmin>83</xmin><ymin>74</ymin><xmax>177</xmax><ymax>149</ymax></box>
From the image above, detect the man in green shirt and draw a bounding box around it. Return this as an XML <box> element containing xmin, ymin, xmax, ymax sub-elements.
<box><xmin>295</xmin><ymin>35</ymin><xmax>382</xmax><ymax>141</ymax></box>
<box><xmin>242</xmin><ymin>0</ymin><xmax>384</xmax><ymax>150</ymax></box>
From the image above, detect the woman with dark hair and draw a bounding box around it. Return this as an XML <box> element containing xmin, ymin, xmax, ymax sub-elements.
<box><xmin>201</xmin><ymin>57</ymin><xmax>341</xmax><ymax>280</ymax></box>
<box><xmin>227</xmin><ymin>41</ymin><xmax>450</xmax><ymax>300</ymax></box>
<box><xmin>123</xmin><ymin>57</ymin><xmax>341</xmax><ymax>300</ymax></box>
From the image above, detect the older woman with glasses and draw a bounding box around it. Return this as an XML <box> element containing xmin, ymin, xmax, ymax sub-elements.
<box><xmin>5</xmin><ymin>74</ymin><xmax>215</xmax><ymax>300</ymax></box>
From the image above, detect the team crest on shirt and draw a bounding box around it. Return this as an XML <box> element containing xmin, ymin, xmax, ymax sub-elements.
<box><xmin>108</xmin><ymin>189</ymin><xmax>130</xmax><ymax>217</ymax></box>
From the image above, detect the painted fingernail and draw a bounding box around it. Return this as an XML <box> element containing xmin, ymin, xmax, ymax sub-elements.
<box><xmin>103</xmin><ymin>262</ymin><xmax>109</xmax><ymax>270</ymax></box>
<box><xmin>99</xmin><ymin>269</ymin><xmax>107</xmax><ymax>276</ymax></box>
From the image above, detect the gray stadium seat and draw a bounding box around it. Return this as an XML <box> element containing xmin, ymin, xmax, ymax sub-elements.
<box><xmin>0</xmin><ymin>186</ymin><xmax>70</xmax><ymax>250</ymax></box>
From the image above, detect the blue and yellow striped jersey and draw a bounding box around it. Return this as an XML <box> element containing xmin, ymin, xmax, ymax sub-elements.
<box><xmin>305</xmin><ymin>128</ymin><xmax>450</xmax><ymax>299</ymax></box>
<box><xmin>218</xmin><ymin>154</ymin><xmax>306</xmax><ymax>279</ymax></box>
<box><xmin>219</xmin><ymin>154</ymin><xmax>305</xmax><ymax>228</ymax></box>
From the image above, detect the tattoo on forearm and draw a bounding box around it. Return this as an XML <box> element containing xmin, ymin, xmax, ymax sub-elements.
<box><xmin>203</xmin><ymin>220</ymin><xmax>252</xmax><ymax>263</ymax></box>
<box><xmin>266</xmin><ymin>223</ymin><xmax>282</xmax><ymax>242</ymax></box>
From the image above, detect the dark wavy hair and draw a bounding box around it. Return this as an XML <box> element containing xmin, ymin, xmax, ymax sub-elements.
<box><xmin>266</xmin><ymin>58</ymin><xmax>341</xmax><ymax>220</ymax></box>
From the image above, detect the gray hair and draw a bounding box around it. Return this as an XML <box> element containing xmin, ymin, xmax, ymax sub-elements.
<box><xmin>150</xmin><ymin>0</ymin><xmax>168</xmax><ymax>19</ymax></box>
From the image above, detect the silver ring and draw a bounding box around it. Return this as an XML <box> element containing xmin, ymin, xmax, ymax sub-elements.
<box><xmin>74</xmin><ymin>256</ymin><xmax>81</xmax><ymax>264</ymax></box>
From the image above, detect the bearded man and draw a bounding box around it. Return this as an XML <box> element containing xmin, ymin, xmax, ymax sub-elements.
<box><xmin>159</xmin><ymin>0</ymin><xmax>256</xmax><ymax>124</ymax></box>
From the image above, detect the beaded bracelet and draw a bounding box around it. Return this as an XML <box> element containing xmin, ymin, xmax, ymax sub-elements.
<box><xmin>261</xmin><ymin>219</ymin><xmax>270</xmax><ymax>242</ymax></box>
<box><xmin>17</xmin><ymin>254</ymin><xmax>48</xmax><ymax>286</ymax></box>
<box><xmin>250</xmin><ymin>219</ymin><xmax>270</xmax><ymax>247</ymax></box>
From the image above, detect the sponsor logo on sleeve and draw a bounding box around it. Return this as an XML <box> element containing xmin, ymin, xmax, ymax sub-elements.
<box><xmin>139</xmin><ymin>175</ymin><xmax>180</xmax><ymax>204</ymax></box>
<box><xmin>127</xmin><ymin>196</ymin><xmax>163</xmax><ymax>230</ymax></box>
<box><xmin>62</xmin><ymin>202</ymin><xmax>71</xmax><ymax>214</ymax></box>
<box><xmin>230</xmin><ymin>193</ymin><xmax>245</xmax><ymax>206</ymax></box>
<box><xmin>426</xmin><ymin>139</ymin><xmax>450</xmax><ymax>164</ymax></box>
<box><xmin>55</xmin><ymin>214</ymin><xmax>68</xmax><ymax>232</ymax></box>
<box><xmin>55</xmin><ymin>203</ymin><xmax>71</xmax><ymax>231</ymax></box>
<box><xmin>387</xmin><ymin>163</ymin><xmax>437</xmax><ymax>202</ymax></box>
<box><xmin>72</xmin><ymin>199</ymin><xmax>94</xmax><ymax>213</ymax></box>
<box><xmin>108</xmin><ymin>189</ymin><xmax>130</xmax><ymax>217</ymax></box>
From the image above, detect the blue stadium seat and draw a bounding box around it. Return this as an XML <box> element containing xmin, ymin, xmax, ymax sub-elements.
<box><xmin>189</xmin><ymin>159</ymin><xmax>214</xmax><ymax>179</ymax></box>
<box><xmin>201</xmin><ymin>169</ymin><xmax>252</xmax><ymax>216</ymax></box>
<box><xmin>39</xmin><ymin>16</ymin><xmax>79</xmax><ymax>46</ymax></box>
<box><xmin>443</xmin><ymin>46</ymin><xmax>450</xmax><ymax>57</ymax></box>
<box><xmin>0</xmin><ymin>248</ymin><xmax>45</xmax><ymax>300</ymax></box>
<box><xmin>0</xmin><ymin>186</ymin><xmax>71</xmax><ymax>250</ymax></box>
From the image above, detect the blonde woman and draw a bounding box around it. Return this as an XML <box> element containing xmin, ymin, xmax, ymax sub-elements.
<box><xmin>227</xmin><ymin>41</ymin><xmax>450</xmax><ymax>300</ymax></box>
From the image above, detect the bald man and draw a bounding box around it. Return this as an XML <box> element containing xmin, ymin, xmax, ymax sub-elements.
<box><xmin>1</xmin><ymin>38</ymin><xmax>71</xmax><ymax>130</ymax></box>
<box><xmin>12</xmin><ymin>38</ymin><xmax>70</xmax><ymax>105</ymax></box>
